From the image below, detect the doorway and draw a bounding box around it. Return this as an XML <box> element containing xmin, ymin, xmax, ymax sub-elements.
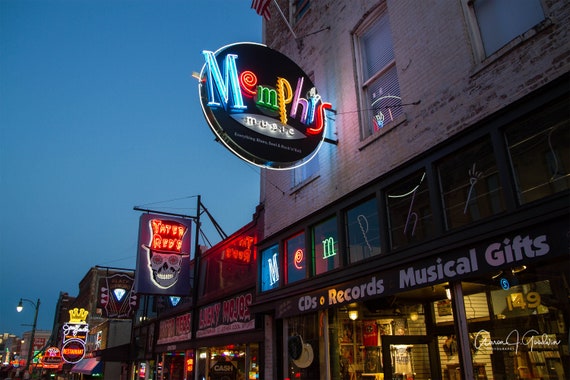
<box><xmin>381</xmin><ymin>336</ymin><xmax>438</xmax><ymax>380</ymax></box>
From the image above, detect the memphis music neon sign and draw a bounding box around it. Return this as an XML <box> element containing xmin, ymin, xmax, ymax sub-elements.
<box><xmin>199</xmin><ymin>42</ymin><xmax>332</xmax><ymax>169</ymax></box>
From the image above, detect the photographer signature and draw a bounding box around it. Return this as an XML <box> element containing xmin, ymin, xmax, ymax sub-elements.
<box><xmin>474</xmin><ymin>329</ymin><xmax>560</xmax><ymax>353</ymax></box>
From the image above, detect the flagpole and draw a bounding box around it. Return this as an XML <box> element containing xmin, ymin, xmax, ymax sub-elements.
<box><xmin>272</xmin><ymin>0</ymin><xmax>298</xmax><ymax>40</ymax></box>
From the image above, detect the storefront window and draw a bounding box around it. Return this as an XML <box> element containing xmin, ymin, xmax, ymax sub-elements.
<box><xmin>313</xmin><ymin>216</ymin><xmax>340</xmax><ymax>275</ymax></box>
<box><xmin>329</xmin><ymin>300</ymin><xmax>430</xmax><ymax>380</ymax></box>
<box><xmin>431</xmin><ymin>259</ymin><xmax>569</xmax><ymax>379</ymax></box>
<box><xmin>386</xmin><ymin>170</ymin><xmax>434</xmax><ymax>250</ymax></box>
<box><xmin>199</xmin><ymin>229</ymin><xmax>256</xmax><ymax>300</ymax></box>
<box><xmin>285</xmin><ymin>313</ymin><xmax>321</xmax><ymax>379</ymax></box>
<box><xmin>286</xmin><ymin>232</ymin><xmax>307</xmax><ymax>284</ymax></box>
<box><xmin>504</xmin><ymin>97</ymin><xmax>570</xmax><ymax>205</ymax></box>
<box><xmin>438</xmin><ymin>137</ymin><xmax>505</xmax><ymax>230</ymax></box>
<box><xmin>260</xmin><ymin>244</ymin><xmax>280</xmax><ymax>292</ymax></box>
<box><xmin>346</xmin><ymin>198</ymin><xmax>382</xmax><ymax>263</ymax></box>
<box><xmin>479</xmin><ymin>262</ymin><xmax>568</xmax><ymax>380</ymax></box>
<box><xmin>196</xmin><ymin>343</ymin><xmax>259</xmax><ymax>380</ymax></box>
<box><xmin>160</xmin><ymin>352</ymin><xmax>185</xmax><ymax>380</ymax></box>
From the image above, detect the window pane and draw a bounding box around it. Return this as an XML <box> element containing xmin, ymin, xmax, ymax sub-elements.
<box><xmin>505</xmin><ymin>98</ymin><xmax>570</xmax><ymax>204</ymax></box>
<box><xmin>366</xmin><ymin>65</ymin><xmax>403</xmax><ymax>135</ymax></box>
<box><xmin>438</xmin><ymin>138</ymin><xmax>505</xmax><ymax>230</ymax></box>
<box><xmin>286</xmin><ymin>232</ymin><xmax>307</xmax><ymax>284</ymax></box>
<box><xmin>260</xmin><ymin>244</ymin><xmax>280</xmax><ymax>291</ymax></box>
<box><xmin>313</xmin><ymin>217</ymin><xmax>340</xmax><ymax>275</ymax></box>
<box><xmin>357</xmin><ymin>8</ymin><xmax>402</xmax><ymax>138</ymax></box>
<box><xmin>293</xmin><ymin>0</ymin><xmax>310</xmax><ymax>22</ymax></box>
<box><xmin>291</xmin><ymin>154</ymin><xmax>319</xmax><ymax>187</ymax></box>
<box><xmin>473</xmin><ymin>0</ymin><xmax>544</xmax><ymax>56</ymax></box>
<box><xmin>362</xmin><ymin>12</ymin><xmax>394</xmax><ymax>80</ymax></box>
<box><xmin>199</xmin><ymin>232</ymin><xmax>256</xmax><ymax>299</ymax></box>
<box><xmin>386</xmin><ymin>171</ymin><xmax>434</xmax><ymax>250</ymax></box>
<box><xmin>346</xmin><ymin>198</ymin><xmax>381</xmax><ymax>263</ymax></box>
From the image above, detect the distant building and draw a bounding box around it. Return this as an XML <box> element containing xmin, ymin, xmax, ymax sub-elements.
<box><xmin>49</xmin><ymin>266</ymin><xmax>136</xmax><ymax>379</ymax></box>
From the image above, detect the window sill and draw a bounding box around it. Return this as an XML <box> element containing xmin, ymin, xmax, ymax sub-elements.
<box><xmin>470</xmin><ymin>17</ymin><xmax>554</xmax><ymax>77</ymax></box>
<box><xmin>289</xmin><ymin>174</ymin><xmax>320</xmax><ymax>196</ymax></box>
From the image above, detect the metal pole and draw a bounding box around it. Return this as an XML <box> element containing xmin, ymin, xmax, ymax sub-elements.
<box><xmin>22</xmin><ymin>298</ymin><xmax>40</xmax><ymax>374</ymax></box>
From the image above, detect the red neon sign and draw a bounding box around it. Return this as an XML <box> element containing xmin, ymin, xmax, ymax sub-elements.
<box><xmin>294</xmin><ymin>249</ymin><xmax>304</xmax><ymax>270</ymax></box>
<box><xmin>150</xmin><ymin>219</ymin><xmax>187</xmax><ymax>253</ymax></box>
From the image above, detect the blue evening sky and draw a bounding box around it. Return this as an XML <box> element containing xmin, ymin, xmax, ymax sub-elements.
<box><xmin>0</xmin><ymin>0</ymin><xmax>262</xmax><ymax>337</ymax></box>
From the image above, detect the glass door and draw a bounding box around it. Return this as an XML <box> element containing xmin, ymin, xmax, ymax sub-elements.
<box><xmin>381</xmin><ymin>336</ymin><xmax>437</xmax><ymax>380</ymax></box>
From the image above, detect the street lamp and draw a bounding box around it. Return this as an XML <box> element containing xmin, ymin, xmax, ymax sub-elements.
<box><xmin>17</xmin><ymin>298</ymin><xmax>40</xmax><ymax>374</ymax></box>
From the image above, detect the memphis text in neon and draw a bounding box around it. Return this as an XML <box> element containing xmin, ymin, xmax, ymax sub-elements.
<box><xmin>202</xmin><ymin>50</ymin><xmax>332</xmax><ymax>135</ymax></box>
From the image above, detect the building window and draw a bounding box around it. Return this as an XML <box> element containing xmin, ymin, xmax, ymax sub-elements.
<box><xmin>504</xmin><ymin>97</ymin><xmax>570</xmax><ymax>205</ymax></box>
<box><xmin>438</xmin><ymin>137</ymin><xmax>506</xmax><ymax>230</ymax></box>
<box><xmin>260</xmin><ymin>244</ymin><xmax>280</xmax><ymax>292</ymax></box>
<box><xmin>313</xmin><ymin>216</ymin><xmax>339</xmax><ymax>275</ymax></box>
<box><xmin>386</xmin><ymin>171</ymin><xmax>434</xmax><ymax>250</ymax></box>
<box><xmin>286</xmin><ymin>232</ymin><xmax>307</xmax><ymax>284</ymax></box>
<box><xmin>346</xmin><ymin>198</ymin><xmax>381</xmax><ymax>263</ymax></box>
<box><xmin>291</xmin><ymin>155</ymin><xmax>319</xmax><ymax>188</ymax></box>
<box><xmin>354</xmin><ymin>5</ymin><xmax>403</xmax><ymax>139</ymax></box>
<box><xmin>469</xmin><ymin>0</ymin><xmax>545</xmax><ymax>57</ymax></box>
<box><xmin>293</xmin><ymin>0</ymin><xmax>310</xmax><ymax>23</ymax></box>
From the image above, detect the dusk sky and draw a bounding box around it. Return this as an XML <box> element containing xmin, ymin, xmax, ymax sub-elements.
<box><xmin>0</xmin><ymin>0</ymin><xmax>262</xmax><ymax>337</ymax></box>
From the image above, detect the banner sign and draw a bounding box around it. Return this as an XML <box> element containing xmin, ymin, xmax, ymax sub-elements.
<box><xmin>134</xmin><ymin>214</ymin><xmax>193</xmax><ymax>295</ymax></box>
<box><xmin>199</xmin><ymin>42</ymin><xmax>332</xmax><ymax>169</ymax></box>
<box><xmin>98</xmin><ymin>272</ymin><xmax>137</xmax><ymax>318</ymax></box>
<box><xmin>157</xmin><ymin>312</ymin><xmax>192</xmax><ymax>345</ymax></box>
<box><xmin>196</xmin><ymin>291</ymin><xmax>255</xmax><ymax>338</ymax></box>
<box><xmin>276</xmin><ymin>218</ymin><xmax>569</xmax><ymax>318</ymax></box>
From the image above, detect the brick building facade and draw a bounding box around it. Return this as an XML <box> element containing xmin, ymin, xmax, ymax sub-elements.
<box><xmin>254</xmin><ymin>1</ymin><xmax>569</xmax><ymax>379</ymax></box>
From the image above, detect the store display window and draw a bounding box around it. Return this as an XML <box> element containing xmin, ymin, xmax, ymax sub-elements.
<box><xmin>199</xmin><ymin>229</ymin><xmax>257</xmax><ymax>300</ymax></box>
<box><xmin>328</xmin><ymin>300</ymin><xmax>430</xmax><ymax>380</ymax></box>
<box><xmin>160</xmin><ymin>352</ymin><xmax>185</xmax><ymax>380</ymax></box>
<box><xmin>386</xmin><ymin>170</ymin><xmax>434</xmax><ymax>250</ymax></box>
<box><xmin>313</xmin><ymin>216</ymin><xmax>340</xmax><ymax>275</ymax></box>
<box><xmin>196</xmin><ymin>343</ymin><xmax>259</xmax><ymax>380</ymax></box>
<box><xmin>346</xmin><ymin>197</ymin><xmax>382</xmax><ymax>263</ymax></box>
<box><xmin>432</xmin><ymin>259</ymin><xmax>569</xmax><ymax>379</ymax></box>
<box><xmin>285</xmin><ymin>313</ymin><xmax>321</xmax><ymax>379</ymax></box>
<box><xmin>286</xmin><ymin>231</ymin><xmax>307</xmax><ymax>284</ymax></box>
<box><xmin>504</xmin><ymin>97</ymin><xmax>570</xmax><ymax>205</ymax></box>
<box><xmin>437</xmin><ymin>137</ymin><xmax>505</xmax><ymax>230</ymax></box>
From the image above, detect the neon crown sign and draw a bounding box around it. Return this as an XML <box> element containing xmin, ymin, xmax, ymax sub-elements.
<box><xmin>199</xmin><ymin>42</ymin><xmax>332</xmax><ymax>169</ymax></box>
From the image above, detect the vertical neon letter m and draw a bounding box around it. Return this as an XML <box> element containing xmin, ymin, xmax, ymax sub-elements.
<box><xmin>202</xmin><ymin>50</ymin><xmax>246</xmax><ymax>111</ymax></box>
<box><xmin>268</xmin><ymin>253</ymin><xmax>279</xmax><ymax>286</ymax></box>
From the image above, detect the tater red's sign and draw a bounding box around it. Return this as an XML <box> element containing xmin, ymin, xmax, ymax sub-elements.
<box><xmin>199</xmin><ymin>42</ymin><xmax>332</xmax><ymax>169</ymax></box>
<box><xmin>135</xmin><ymin>214</ymin><xmax>193</xmax><ymax>295</ymax></box>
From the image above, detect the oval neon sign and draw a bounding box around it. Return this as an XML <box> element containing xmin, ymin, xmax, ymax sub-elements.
<box><xmin>199</xmin><ymin>42</ymin><xmax>332</xmax><ymax>169</ymax></box>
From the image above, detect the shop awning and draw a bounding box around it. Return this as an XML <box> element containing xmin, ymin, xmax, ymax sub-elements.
<box><xmin>70</xmin><ymin>358</ymin><xmax>103</xmax><ymax>375</ymax></box>
<box><xmin>94</xmin><ymin>343</ymin><xmax>132</xmax><ymax>362</ymax></box>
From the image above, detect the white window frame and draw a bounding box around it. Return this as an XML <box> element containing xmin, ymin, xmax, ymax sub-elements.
<box><xmin>460</xmin><ymin>0</ymin><xmax>546</xmax><ymax>60</ymax></box>
<box><xmin>353</xmin><ymin>4</ymin><xmax>403</xmax><ymax>140</ymax></box>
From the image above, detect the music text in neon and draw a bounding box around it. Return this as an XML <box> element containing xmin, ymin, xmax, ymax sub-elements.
<box><xmin>322</xmin><ymin>237</ymin><xmax>337</xmax><ymax>259</ymax></box>
<box><xmin>202</xmin><ymin>51</ymin><xmax>332</xmax><ymax>135</ymax></box>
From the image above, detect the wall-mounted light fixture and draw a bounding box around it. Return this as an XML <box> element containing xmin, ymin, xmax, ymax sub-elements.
<box><xmin>348</xmin><ymin>310</ymin><xmax>359</xmax><ymax>321</ymax></box>
<box><xmin>445</xmin><ymin>286</ymin><xmax>452</xmax><ymax>300</ymax></box>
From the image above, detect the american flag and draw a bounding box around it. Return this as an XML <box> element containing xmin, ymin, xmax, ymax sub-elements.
<box><xmin>251</xmin><ymin>0</ymin><xmax>271</xmax><ymax>20</ymax></box>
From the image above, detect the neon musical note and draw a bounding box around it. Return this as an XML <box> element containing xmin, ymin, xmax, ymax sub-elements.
<box><xmin>388</xmin><ymin>172</ymin><xmax>426</xmax><ymax>237</ymax></box>
<box><xmin>464</xmin><ymin>163</ymin><xmax>483</xmax><ymax>214</ymax></box>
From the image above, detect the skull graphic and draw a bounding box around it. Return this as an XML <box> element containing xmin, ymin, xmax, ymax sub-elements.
<box><xmin>142</xmin><ymin>218</ymin><xmax>189</xmax><ymax>289</ymax></box>
<box><xmin>149</xmin><ymin>251</ymin><xmax>182</xmax><ymax>288</ymax></box>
